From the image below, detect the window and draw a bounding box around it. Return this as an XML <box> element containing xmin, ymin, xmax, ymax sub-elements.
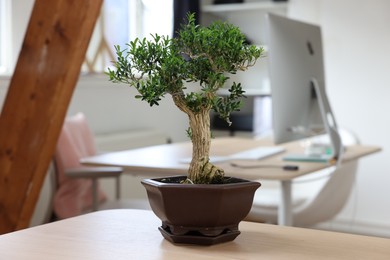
<box><xmin>83</xmin><ymin>0</ymin><xmax>173</xmax><ymax>73</ymax></box>
<box><xmin>140</xmin><ymin>0</ymin><xmax>173</xmax><ymax>39</ymax></box>
<box><xmin>0</xmin><ymin>0</ymin><xmax>173</xmax><ymax>75</ymax></box>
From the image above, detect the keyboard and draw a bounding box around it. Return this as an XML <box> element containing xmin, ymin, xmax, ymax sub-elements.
<box><xmin>229</xmin><ymin>146</ymin><xmax>286</xmax><ymax>160</ymax></box>
<box><xmin>179</xmin><ymin>146</ymin><xmax>285</xmax><ymax>164</ymax></box>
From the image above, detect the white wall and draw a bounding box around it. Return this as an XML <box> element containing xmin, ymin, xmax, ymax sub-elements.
<box><xmin>69</xmin><ymin>75</ymin><xmax>189</xmax><ymax>142</ymax></box>
<box><xmin>289</xmin><ymin>0</ymin><xmax>390</xmax><ymax>236</ymax></box>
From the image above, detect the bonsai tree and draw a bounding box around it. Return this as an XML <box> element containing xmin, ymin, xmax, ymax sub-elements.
<box><xmin>108</xmin><ymin>13</ymin><xmax>263</xmax><ymax>184</ymax></box>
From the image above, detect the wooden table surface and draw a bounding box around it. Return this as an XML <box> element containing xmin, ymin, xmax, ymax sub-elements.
<box><xmin>0</xmin><ymin>209</ymin><xmax>389</xmax><ymax>259</ymax></box>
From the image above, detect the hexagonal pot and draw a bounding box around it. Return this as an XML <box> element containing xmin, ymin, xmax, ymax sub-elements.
<box><xmin>141</xmin><ymin>175</ymin><xmax>261</xmax><ymax>245</ymax></box>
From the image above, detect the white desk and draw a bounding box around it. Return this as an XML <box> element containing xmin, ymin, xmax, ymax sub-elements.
<box><xmin>81</xmin><ymin>137</ymin><xmax>381</xmax><ymax>226</ymax></box>
<box><xmin>1</xmin><ymin>209</ymin><xmax>389</xmax><ymax>259</ymax></box>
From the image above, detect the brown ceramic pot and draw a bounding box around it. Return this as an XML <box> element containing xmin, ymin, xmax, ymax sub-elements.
<box><xmin>141</xmin><ymin>175</ymin><xmax>261</xmax><ymax>245</ymax></box>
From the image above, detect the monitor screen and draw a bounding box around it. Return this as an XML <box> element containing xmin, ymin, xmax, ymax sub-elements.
<box><xmin>266</xmin><ymin>14</ymin><xmax>342</xmax><ymax>161</ymax></box>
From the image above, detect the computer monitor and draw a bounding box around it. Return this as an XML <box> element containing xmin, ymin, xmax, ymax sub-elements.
<box><xmin>266</xmin><ymin>13</ymin><xmax>342</xmax><ymax>162</ymax></box>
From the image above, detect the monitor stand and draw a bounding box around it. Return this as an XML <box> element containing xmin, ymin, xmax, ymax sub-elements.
<box><xmin>283</xmin><ymin>78</ymin><xmax>343</xmax><ymax>164</ymax></box>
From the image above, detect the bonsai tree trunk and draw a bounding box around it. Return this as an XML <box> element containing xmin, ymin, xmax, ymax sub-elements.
<box><xmin>173</xmin><ymin>94</ymin><xmax>224</xmax><ymax>183</ymax></box>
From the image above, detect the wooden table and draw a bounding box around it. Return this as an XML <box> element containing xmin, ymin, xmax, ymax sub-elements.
<box><xmin>81</xmin><ymin>137</ymin><xmax>381</xmax><ymax>226</ymax></box>
<box><xmin>1</xmin><ymin>209</ymin><xmax>389</xmax><ymax>259</ymax></box>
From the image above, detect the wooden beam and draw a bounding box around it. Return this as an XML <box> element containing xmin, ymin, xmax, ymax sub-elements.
<box><xmin>0</xmin><ymin>0</ymin><xmax>103</xmax><ymax>234</ymax></box>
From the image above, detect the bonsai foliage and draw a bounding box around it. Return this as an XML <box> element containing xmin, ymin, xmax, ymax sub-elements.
<box><xmin>108</xmin><ymin>13</ymin><xmax>263</xmax><ymax>184</ymax></box>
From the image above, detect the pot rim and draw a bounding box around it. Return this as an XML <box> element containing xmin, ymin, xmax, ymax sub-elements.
<box><xmin>141</xmin><ymin>175</ymin><xmax>261</xmax><ymax>189</ymax></box>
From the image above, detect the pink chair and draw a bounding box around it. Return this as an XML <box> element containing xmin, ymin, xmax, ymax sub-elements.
<box><xmin>53</xmin><ymin>113</ymin><xmax>124</xmax><ymax>219</ymax></box>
